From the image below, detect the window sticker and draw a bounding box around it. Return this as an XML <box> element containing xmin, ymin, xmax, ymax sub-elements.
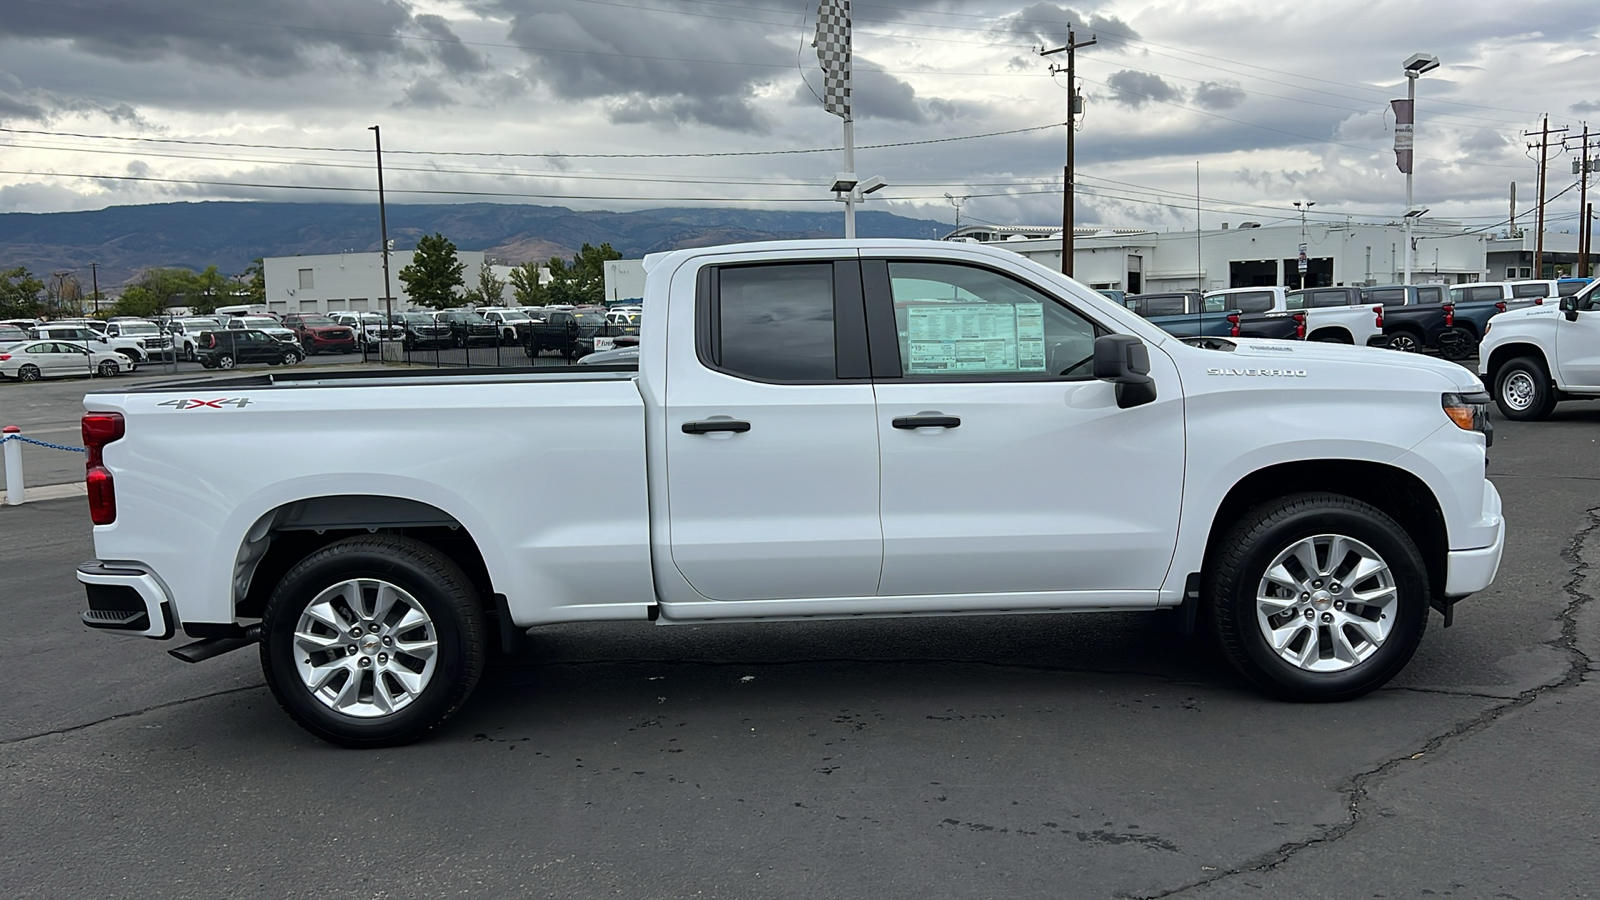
<box><xmin>904</xmin><ymin>302</ymin><xmax>1046</xmax><ymax>374</ymax></box>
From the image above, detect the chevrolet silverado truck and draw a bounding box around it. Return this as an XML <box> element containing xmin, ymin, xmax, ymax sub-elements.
<box><xmin>1120</xmin><ymin>291</ymin><xmax>1239</xmax><ymax>338</ymax></box>
<box><xmin>1359</xmin><ymin>285</ymin><xmax>1460</xmax><ymax>356</ymax></box>
<box><xmin>1478</xmin><ymin>280</ymin><xmax>1600</xmax><ymax>419</ymax></box>
<box><xmin>74</xmin><ymin>239</ymin><xmax>1505</xmax><ymax>747</ymax></box>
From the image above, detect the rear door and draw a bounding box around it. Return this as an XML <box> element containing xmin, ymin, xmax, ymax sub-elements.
<box><xmin>663</xmin><ymin>255</ymin><xmax>883</xmax><ymax>601</ymax></box>
<box><xmin>865</xmin><ymin>256</ymin><xmax>1184</xmax><ymax>602</ymax></box>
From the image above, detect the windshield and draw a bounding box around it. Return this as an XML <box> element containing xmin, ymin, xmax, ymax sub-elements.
<box><xmin>357</xmin><ymin>314</ymin><xmax>386</xmax><ymax>324</ymax></box>
<box><xmin>118</xmin><ymin>323</ymin><xmax>159</xmax><ymax>335</ymax></box>
<box><xmin>299</xmin><ymin>316</ymin><xmax>336</xmax><ymax>326</ymax></box>
<box><xmin>396</xmin><ymin>314</ymin><xmax>432</xmax><ymax>324</ymax></box>
<box><xmin>574</xmin><ymin>314</ymin><xmax>607</xmax><ymax>325</ymax></box>
<box><xmin>239</xmin><ymin>317</ymin><xmax>279</xmax><ymax>328</ymax></box>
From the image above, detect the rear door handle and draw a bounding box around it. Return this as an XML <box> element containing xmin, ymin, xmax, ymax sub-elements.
<box><xmin>682</xmin><ymin>419</ymin><xmax>751</xmax><ymax>434</ymax></box>
<box><xmin>892</xmin><ymin>415</ymin><xmax>961</xmax><ymax>429</ymax></box>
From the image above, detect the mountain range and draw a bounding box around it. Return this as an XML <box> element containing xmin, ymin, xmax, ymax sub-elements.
<box><xmin>0</xmin><ymin>201</ymin><xmax>953</xmax><ymax>290</ymax></box>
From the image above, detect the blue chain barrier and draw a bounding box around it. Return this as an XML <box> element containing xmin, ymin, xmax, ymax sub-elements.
<box><xmin>0</xmin><ymin>434</ymin><xmax>86</xmax><ymax>453</ymax></box>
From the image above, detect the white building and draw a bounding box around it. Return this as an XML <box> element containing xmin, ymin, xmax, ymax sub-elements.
<box><xmin>985</xmin><ymin>220</ymin><xmax>1492</xmax><ymax>294</ymax></box>
<box><xmin>603</xmin><ymin>259</ymin><xmax>645</xmax><ymax>304</ymax></box>
<box><xmin>263</xmin><ymin>250</ymin><xmax>485</xmax><ymax>315</ymax></box>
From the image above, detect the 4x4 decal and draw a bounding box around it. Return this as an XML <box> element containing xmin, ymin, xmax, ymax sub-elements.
<box><xmin>157</xmin><ymin>398</ymin><xmax>253</xmax><ymax>410</ymax></box>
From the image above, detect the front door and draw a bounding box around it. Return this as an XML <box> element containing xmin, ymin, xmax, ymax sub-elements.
<box><xmin>865</xmin><ymin>258</ymin><xmax>1185</xmax><ymax>601</ymax></box>
<box><xmin>664</xmin><ymin>257</ymin><xmax>883</xmax><ymax>601</ymax></box>
<box><xmin>1558</xmin><ymin>286</ymin><xmax>1600</xmax><ymax>388</ymax></box>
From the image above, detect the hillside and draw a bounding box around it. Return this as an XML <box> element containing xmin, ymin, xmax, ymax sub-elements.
<box><xmin>0</xmin><ymin>201</ymin><xmax>951</xmax><ymax>289</ymax></box>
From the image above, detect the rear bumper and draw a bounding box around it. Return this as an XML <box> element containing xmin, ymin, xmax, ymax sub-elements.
<box><xmin>1365</xmin><ymin>334</ymin><xmax>1391</xmax><ymax>348</ymax></box>
<box><xmin>77</xmin><ymin>561</ymin><xmax>175</xmax><ymax>639</ymax></box>
<box><xmin>1444</xmin><ymin>481</ymin><xmax>1505</xmax><ymax>598</ymax></box>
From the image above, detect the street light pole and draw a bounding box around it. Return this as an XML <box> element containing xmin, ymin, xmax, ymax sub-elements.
<box><xmin>369</xmin><ymin>125</ymin><xmax>394</xmax><ymax>336</ymax></box>
<box><xmin>1401</xmin><ymin>53</ymin><xmax>1439</xmax><ymax>286</ymax></box>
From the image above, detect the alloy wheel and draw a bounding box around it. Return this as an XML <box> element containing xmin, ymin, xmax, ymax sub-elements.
<box><xmin>1254</xmin><ymin>533</ymin><xmax>1397</xmax><ymax>673</ymax></box>
<box><xmin>292</xmin><ymin>578</ymin><xmax>439</xmax><ymax>717</ymax></box>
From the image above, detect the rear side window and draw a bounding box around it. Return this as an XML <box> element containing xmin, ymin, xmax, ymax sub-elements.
<box><xmin>1141</xmin><ymin>295</ymin><xmax>1185</xmax><ymax>316</ymax></box>
<box><xmin>1229</xmin><ymin>291</ymin><xmax>1275</xmax><ymax>313</ymax></box>
<box><xmin>1511</xmin><ymin>283</ymin><xmax>1548</xmax><ymax>298</ymax></box>
<box><xmin>1416</xmin><ymin>286</ymin><xmax>1443</xmax><ymax>304</ymax></box>
<box><xmin>1468</xmin><ymin>285</ymin><xmax>1503</xmax><ymax>302</ymax></box>
<box><xmin>1310</xmin><ymin>290</ymin><xmax>1353</xmax><ymax>308</ymax></box>
<box><xmin>709</xmin><ymin>263</ymin><xmax>837</xmax><ymax>382</ymax></box>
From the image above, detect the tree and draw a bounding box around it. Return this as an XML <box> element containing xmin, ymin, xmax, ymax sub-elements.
<box><xmin>0</xmin><ymin>266</ymin><xmax>45</xmax><ymax>318</ymax></box>
<box><xmin>540</xmin><ymin>242</ymin><xmax>621</xmax><ymax>306</ymax></box>
<box><xmin>508</xmin><ymin>261</ymin><xmax>545</xmax><ymax>306</ymax></box>
<box><xmin>188</xmin><ymin>265</ymin><xmax>237</xmax><ymax>314</ymax></box>
<box><xmin>398</xmin><ymin>233</ymin><xmax>466</xmax><ymax>309</ymax></box>
<box><xmin>113</xmin><ymin>285</ymin><xmax>165</xmax><ymax>318</ymax></box>
<box><xmin>463</xmin><ymin>265</ymin><xmax>507</xmax><ymax>308</ymax></box>
<box><xmin>240</xmin><ymin>257</ymin><xmax>266</xmax><ymax>305</ymax></box>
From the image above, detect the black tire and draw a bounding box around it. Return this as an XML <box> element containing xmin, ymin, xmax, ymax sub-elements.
<box><xmin>283</xmin><ymin>349</ymin><xmax>302</xmax><ymax>366</ymax></box>
<box><xmin>18</xmin><ymin>364</ymin><xmax>41</xmax><ymax>382</ymax></box>
<box><xmin>183</xmin><ymin>345</ymin><xmax>195</xmax><ymax>363</ymax></box>
<box><xmin>97</xmin><ymin>359</ymin><xmax>119</xmax><ymax>377</ymax></box>
<box><xmin>259</xmin><ymin>535</ymin><xmax>487</xmax><ymax>748</ymax></box>
<box><xmin>1493</xmin><ymin>356</ymin><xmax>1556</xmax><ymax>421</ymax></box>
<box><xmin>1386</xmin><ymin>330</ymin><xmax>1422</xmax><ymax>353</ymax></box>
<box><xmin>217</xmin><ymin>354</ymin><xmax>236</xmax><ymax>370</ymax></box>
<box><xmin>1209</xmin><ymin>493</ymin><xmax>1429</xmax><ymax>702</ymax></box>
<box><xmin>454</xmin><ymin>333</ymin><xmax>466</xmax><ymax>349</ymax></box>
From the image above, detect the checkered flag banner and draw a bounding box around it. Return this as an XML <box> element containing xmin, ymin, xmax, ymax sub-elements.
<box><xmin>814</xmin><ymin>0</ymin><xmax>851</xmax><ymax>121</ymax></box>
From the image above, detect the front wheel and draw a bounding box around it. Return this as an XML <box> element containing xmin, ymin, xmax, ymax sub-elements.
<box><xmin>283</xmin><ymin>349</ymin><xmax>302</xmax><ymax>366</ymax></box>
<box><xmin>1493</xmin><ymin>356</ymin><xmax>1555</xmax><ymax>421</ymax></box>
<box><xmin>259</xmin><ymin>535</ymin><xmax>486</xmax><ymax>747</ymax></box>
<box><xmin>1209</xmin><ymin>493</ymin><xmax>1428</xmax><ymax>702</ymax></box>
<box><xmin>97</xmin><ymin>359</ymin><xmax>120</xmax><ymax>377</ymax></box>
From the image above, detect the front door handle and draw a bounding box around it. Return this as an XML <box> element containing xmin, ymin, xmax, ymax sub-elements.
<box><xmin>892</xmin><ymin>415</ymin><xmax>961</xmax><ymax>429</ymax></box>
<box><xmin>682</xmin><ymin>419</ymin><xmax>752</xmax><ymax>434</ymax></box>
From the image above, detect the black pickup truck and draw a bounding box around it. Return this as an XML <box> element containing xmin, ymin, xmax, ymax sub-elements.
<box><xmin>1201</xmin><ymin>288</ymin><xmax>1305</xmax><ymax>341</ymax></box>
<box><xmin>520</xmin><ymin>310</ymin><xmax>640</xmax><ymax>360</ymax></box>
<box><xmin>1120</xmin><ymin>292</ymin><xmax>1240</xmax><ymax>338</ymax></box>
<box><xmin>1358</xmin><ymin>284</ymin><xmax>1470</xmax><ymax>357</ymax></box>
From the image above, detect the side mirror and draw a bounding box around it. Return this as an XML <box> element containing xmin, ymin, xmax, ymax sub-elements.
<box><xmin>1562</xmin><ymin>295</ymin><xmax>1581</xmax><ymax>321</ymax></box>
<box><xmin>1093</xmin><ymin>334</ymin><xmax>1157</xmax><ymax>409</ymax></box>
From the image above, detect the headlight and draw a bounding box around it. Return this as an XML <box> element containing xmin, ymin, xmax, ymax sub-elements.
<box><xmin>1442</xmin><ymin>391</ymin><xmax>1493</xmax><ymax>447</ymax></box>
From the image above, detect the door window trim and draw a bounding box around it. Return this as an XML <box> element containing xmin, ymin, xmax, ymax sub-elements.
<box><xmin>860</xmin><ymin>257</ymin><xmax>1111</xmax><ymax>383</ymax></box>
<box><xmin>694</xmin><ymin>259</ymin><xmax>871</xmax><ymax>385</ymax></box>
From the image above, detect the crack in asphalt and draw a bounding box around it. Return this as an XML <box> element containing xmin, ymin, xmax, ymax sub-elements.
<box><xmin>1134</xmin><ymin>507</ymin><xmax>1600</xmax><ymax>900</ymax></box>
<box><xmin>0</xmin><ymin>684</ymin><xmax>265</xmax><ymax>748</ymax></box>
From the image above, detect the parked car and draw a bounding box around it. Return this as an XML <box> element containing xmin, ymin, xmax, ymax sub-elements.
<box><xmin>196</xmin><ymin>329</ymin><xmax>306</xmax><ymax>370</ymax></box>
<box><xmin>103</xmin><ymin>319</ymin><xmax>173</xmax><ymax>358</ymax></box>
<box><xmin>523</xmin><ymin>309</ymin><xmax>637</xmax><ymax>359</ymax></box>
<box><xmin>227</xmin><ymin>316</ymin><xmax>299</xmax><ymax>345</ymax></box>
<box><xmin>167</xmin><ymin>317</ymin><xmax>225</xmax><ymax>361</ymax></box>
<box><xmin>1120</xmin><ymin>292</ymin><xmax>1238</xmax><ymax>338</ymax></box>
<box><xmin>433</xmin><ymin>309</ymin><xmax>499</xmax><ymax>347</ymax></box>
<box><xmin>574</xmin><ymin>344</ymin><xmax>640</xmax><ymax>366</ymax></box>
<box><xmin>390</xmin><ymin>312</ymin><xmax>453</xmax><ymax>350</ymax></box>
<box><xmin>0</xmin><ymin>323</ymin><xmax>27</xmax><ymax>342</ymax></box>
<box><xmin>1444</xmin><ymin>283</ymin><xmax>1548</xmax><ymax>354</ymax></box>
<box><xmin>1198</xmin><ymin>288</ymin><xmax>1305</xmax><ymax>340</ymax></box>
<box><xmin>280</xmin><ymin>314</ymin><xmax>357</xmax><ymax>355</ymax></box>
<box><xmin>1358</xmin><ymin>285</ymin><xmax>1459</xmax><ymax>355</ymax></box>
<box><xmin>1477</xmin><ymin>280</ymin><xmax>1600</xmax><ymax>419</ymax></box>
<box><xmin>0</xmin><ymin>339</ymin><xmax>126</xmax><ymax>380</ymax></box>
<box><xmin>1282</xmin><ymin>288</ymin><xmax>1385</xmax><ymax>346</ymax></box>
<box><xmin>605</xmin><ymin>307</ymin><xmax>642</xmax><ymax>327</ymax></box>
<box><xmin>30</xmin><ymin>324</ymin><xmax>150</xmax><ymax>367</ymax></box>
<box><xmin>329</xmin><ymin>312</ymin><xmax>404</xmax><ymax>348</ymax></box>
<box><xmin>73</xmin><ymin>237</ymin><xmax>1503</xmax><ymax>747</ymax></box>
<box><xmin>480</xmin><ymin>309</ymin><xmax>535</xmax><ymax>345</ymax></box>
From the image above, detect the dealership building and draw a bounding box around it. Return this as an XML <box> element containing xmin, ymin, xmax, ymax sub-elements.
<box><xmin>261</xmin><ymin>250</ymin><xmax>486</xmax><ymax>316</ymax></box>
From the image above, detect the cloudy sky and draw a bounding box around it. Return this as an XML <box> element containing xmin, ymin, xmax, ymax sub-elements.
<box><xmin>0</xmin><ymin>0</ymin><xmax>1597</xmax><ymax>236</ymax></box>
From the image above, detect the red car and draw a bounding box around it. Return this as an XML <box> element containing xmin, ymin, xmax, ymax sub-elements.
<box><xmin>280</xmin><ymin>314</ymin><xmax>357</xmax><ymax>355</ymax></box>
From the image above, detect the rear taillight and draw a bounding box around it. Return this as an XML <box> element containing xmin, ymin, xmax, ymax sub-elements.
<box><xmin>1535</xmin><ymin>297</ymin><xmax>1545</xmax><ymax>305</ymax></box>
<box><xmin>1495</xmin><ymin>301</ymin><xmax>1507</xmax><ymax>313</ymax></box>
<box><xmin>0</xmin><ymin>354</ymin><xmax>9</xmax><ymax>361</ymax></box>
<box><xmin>1293</xmin><ymin>312</ymin><xmax>1306</xmax><ymax>340</ymax></box>
<box><xmin>1373</xmin><ymin>305</ymin><xmax>1384</xmax><ymax>328</ymax></box>
<box><xmin>82</xmin><ymin>412</ymin><xmax>124</xmax><ymax>525</ymax></box>
<box><xmin>1226</xmin><ymin>314</ymin><xmax>1241</xmax><ymax>338</ymax></box>
<box><xmin>1444</xmin><ymin>303</ymin><xmax>1455</xmax><ymax>327</ymax></box>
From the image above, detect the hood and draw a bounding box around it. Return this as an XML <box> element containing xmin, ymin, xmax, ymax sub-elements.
<box><xmin>1193</xmin><ymin>337</ymin><xmax>1482</xmax><ymax>391</ymax></box>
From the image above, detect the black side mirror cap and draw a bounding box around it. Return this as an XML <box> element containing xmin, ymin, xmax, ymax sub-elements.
<box><xmin>1093</xmin><ymin>334</ymin><xmax>1157</xmax><ymax>409</ymax></box>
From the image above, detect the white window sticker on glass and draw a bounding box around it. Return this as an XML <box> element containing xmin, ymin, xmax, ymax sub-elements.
<box><xmin>904</xmin><ymin>302</ymin><xmax>1046</xmax><ymax>374</ymax></box>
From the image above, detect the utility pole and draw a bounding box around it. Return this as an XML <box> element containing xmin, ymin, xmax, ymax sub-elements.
<box><xmin>369</xmin><ymin>125</ymin><xmax>394</xmax><ymax>335</ymax></box>
<box><xmin>1525</xmin><ymin>117</ymin><xmax>1567</xmax><ymax>279</ymax></box>
<box><xmin>89</xmin><ymin>262</ymin><xmax>99</xmax><ymax>314</ymax></box>
<box><xmin>944</xmin><ymin>192</ymin><xmax>968</xmax><ymax>233</ymax></box>
<box><xmin>1294</xmin><ymin>200</ymin><xmax>1314</xmax><ymax>289</ymax></box>
<box><xmin>1041</xmin><ymin>28</ymin><xmax>1095</xmax><ymax>277</ymax></box>
<box><xmin>1567</xmin><ymin>125</ymin><xmax>1599</xmax><ymax>277</ymax></box>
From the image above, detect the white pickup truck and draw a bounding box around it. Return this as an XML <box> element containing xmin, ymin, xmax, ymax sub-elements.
<box><xmin>75</xmin><ymin>239</ymin><xmax>1505</xmax><ymax>747</ymax></box>
<box><xmin>1478</xmin><ymin>279</ymin><xmax>1600</xmax><ymax>419</ymax></box>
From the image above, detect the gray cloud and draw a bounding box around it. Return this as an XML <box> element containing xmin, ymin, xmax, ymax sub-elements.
<box><xmin>610</xmin><ymin>94</ymin><xmax>768</xmax><ymax>133</ymax></box>
<box><xmin>0</xmin><ymin>91</ymin><xmax>46</xmax><ymax>122</ymax></box>
<box><xmin>1573</xmin><ymin>100</ymin><xmax>1600</xmax><ymax>114</ymax></box>
<box><xmin>415</xmin><ymin>14</ymin><xmax>488</xmax><ymax>75</ymax></box>
<box><xmin>1104</xmin><ymin>70</ymin><xmax>1182</xmax><ymax>108</ymax></box>
<box><xmin>396</xmin><ymin>80</ymin><xmax>454</xmax><ymax>109</ymax></box>
<box><xmin>1001</xmin><ymin>3</ymin><xmax>1139</xmax><ymax>49</ymax></box>
<box><xmin>0</xmin><ymin>0</ymin><xmax>422</xmax><ymax>78</ymax></box>
<box><xmin>1192</xmin><ymin>81</ymin><xmax>1245</xmax><ymax>110</ymax></box>
<box><xmin>791</xmin><ymin>57</ymin><xmax>928</xmax><ymax>124</ymax></box>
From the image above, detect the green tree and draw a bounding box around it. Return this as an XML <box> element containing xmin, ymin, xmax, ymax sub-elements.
<box><xmin>188</xmin><ymin>265</ymin><xmax>237</xmax><ymax>314</ymax></box>
<box><xmin>112</xmin><ymin>285</ymin><xmax>165</xmax><ymax>318</ymax></box>
<box><xmin>541</xmin><ymin>242</ymin><xmax>621</xmax><ymax>306</ymax></box>
<box><xmin>398</xmin><ymin>233</ymin><xmax>466</xmax><ymax>309</ymax></box>
<box><xmin>508</xmin><ymin>261</ymin><xmax>546</xmax><ymax>306</ymax></box>
<box><xmin>463</xmin><ymin>265</ymin><xmax>507</xmax><ymax>307</ymax></box>
<box><xmin>0</xmin><ymin>266</ymin><xmax>45</xmax><ymax>318</ymax></box>
<box><xmin>240</xmin><ymin>257</ymin><xmax>266</xmax><ymax>305</ymax></box>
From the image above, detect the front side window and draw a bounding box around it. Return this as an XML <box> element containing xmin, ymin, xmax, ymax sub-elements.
<box><xmin>711</xmin><ymin>263</ymin><xmax>836</xmax><ymax>382</ymax></box>
<box><xmin>886</xmin><ymin>262</ymin><xmax>1101</xmax><ymax>379</ymax></box>
<box><xmin>1141</xmin><ymin>296</ymin><xmax>1185</xmax><ymax>316</ymax></box>
<box><xmin>1512</xmin><ymin>283</ymin><xmax>1548</xmax><ymax>298</ymax></box>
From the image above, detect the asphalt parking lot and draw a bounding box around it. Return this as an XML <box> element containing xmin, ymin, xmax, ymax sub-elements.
<box><xmin>1</xmin><ymin>375</ymin><xmax>1597</xmax><ymax>898</ymax></box>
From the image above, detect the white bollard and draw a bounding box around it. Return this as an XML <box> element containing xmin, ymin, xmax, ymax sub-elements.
<box><xmin>3</xmin><ymin>425</ymin><xmax>23</xmax><ymax>506</ymax></box>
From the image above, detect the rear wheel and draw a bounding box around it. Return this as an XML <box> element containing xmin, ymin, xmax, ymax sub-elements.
<box><xmin>1209</xmin><ymin>493</ymin><xmax>1428</xmax><ymax>701</ymax></box>
<box><xmin>1386</xmin><ymin>331</ymin><xmax>1421</xmax><ymax>353</ymax></box>
<box><xmin>218</xmin><ymin>354</ymin><xmax>236</xmax><ymax>370</ymax></box>
<box><xmin>259</xmin><ymin>535</ymin><xmax>486</xmax><ymax>747</ymax></box>
<box><xmin>1493</xmin><ymin>356</ymin><xmax>1556</xmax><ymax>421</ymax></box>
<box><xmin>18</xmin><ymin>364</ymin><xmax>41</xmax><ymax>382</ymax></box>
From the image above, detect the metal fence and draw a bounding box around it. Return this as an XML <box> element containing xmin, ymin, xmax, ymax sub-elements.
<box><xmin>372</xmin><ymin>323</ymin><xmax>637</xmax><ymax>369</ymax></box>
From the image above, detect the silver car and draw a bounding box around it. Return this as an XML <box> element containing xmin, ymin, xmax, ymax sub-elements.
<box><xmin>0</xmin><ymin>340</ymin><xmax>127</xmax><ymax>381</ymax></box>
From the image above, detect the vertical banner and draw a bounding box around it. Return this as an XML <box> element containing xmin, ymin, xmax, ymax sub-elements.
<box><xmin>814</xmin><ymin>0</ymin><xmax>852</xmax><ymax>121</ymax></box>
<box><xmin>1392</xmin><ymin>99</ymin><xmax>1414</xmax><ymax>175</ymax></box>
